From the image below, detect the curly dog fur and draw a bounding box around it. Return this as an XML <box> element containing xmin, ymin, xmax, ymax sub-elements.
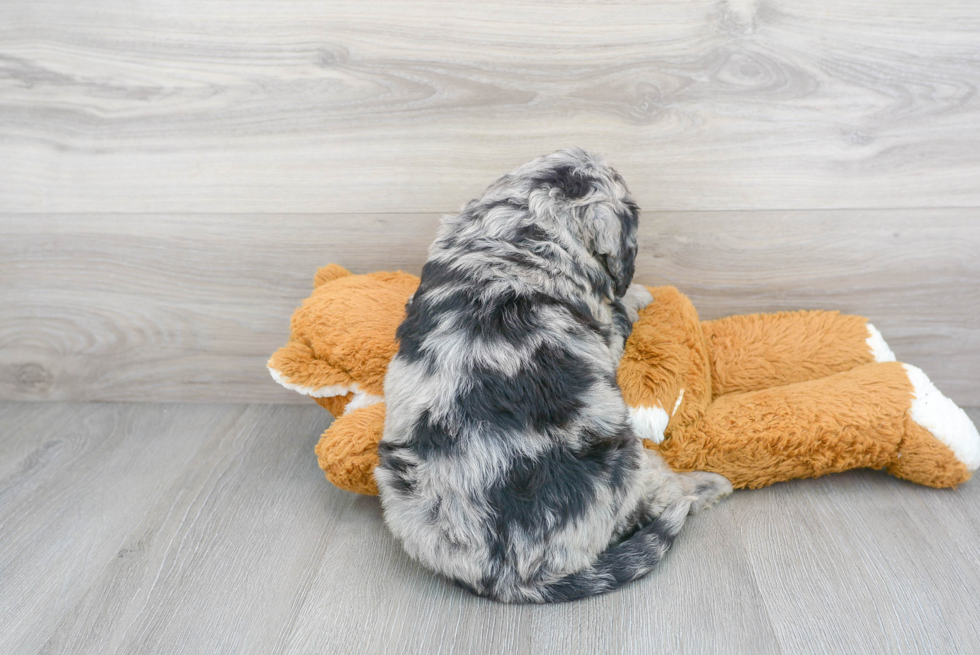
<box><xmin>376</xmin><ymin>148</ymin><xmax>731</xmax><ymax>603</ymax></box>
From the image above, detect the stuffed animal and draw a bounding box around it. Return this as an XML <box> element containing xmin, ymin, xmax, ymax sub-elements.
<box><xmin>269</xmin><ymin>264</ymin><xmax>980</xmax><ymax>494</ymax></box>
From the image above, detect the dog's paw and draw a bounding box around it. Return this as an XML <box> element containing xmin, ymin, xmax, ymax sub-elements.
<box><xmin>681</xmin><ymin>471</ymin><xmax>733</xmax><ymax>513</ymax></box>
<box><xmin>623</xmin><ymin>283</ymin><xmax>654</xmax><ymax>311</ymax></box>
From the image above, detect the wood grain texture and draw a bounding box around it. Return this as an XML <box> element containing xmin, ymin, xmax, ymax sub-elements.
<box><xmin>2</xmin><ymin>210</ymin><xmax>977</xmax><ymax>405</ymax></box>
<box><xmin>2</xmin><ymin>402</ymin><xmax>980</xmax><ymax>654</ymax></box>
<box><xmin>1</xmin><ymin>0</ymin><xmax>979</xmax><ymax>212</ymax></box>
<box><xmin>0</xmin><ymin>402</ymin><xmax>248</xmax><ymax>654</ymax></box>
<box><xmin>283</xmin><ymin>484</ymin><xmax>781</xmax><ymax>655</ymax></box>
<box><xmin>0</xmin><ymin>213</ymin><xmax>442</xmax><ymax>404</ymax></box>
<box><xmin>730</xmin><ymin>461</ymin><xmax>980</xmax><ymax>653</ymax></box>
<box><xmin>38</xmin><ymin>404</ymin><xmax>337</xmax><ymax>655</ymax></box>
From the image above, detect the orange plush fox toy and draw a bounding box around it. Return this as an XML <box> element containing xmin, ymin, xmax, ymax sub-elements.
<box><xmin>269</xmin><ymin>264</ymin><xmax>980</xmax><ymax>494</ymax></box>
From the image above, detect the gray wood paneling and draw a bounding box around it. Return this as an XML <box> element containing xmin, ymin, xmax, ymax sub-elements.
<box><xmin>0</xmin><ymin>213</ymin><xmax>442</xmax><ymax>404</ymax></box>
<box><xmin>2</xmin><ymin>210</ymin><xmax>977</xmax><ymax>405</ymax></box>
<box><xmin>1</xmin><ymin>0</ymin><xmax>979</xmax><ymax>213</ymax></box>
<box><xmin>2</xmin><ymin>402</ymin><xmax>980</xmax><ymax>654</ymax></box>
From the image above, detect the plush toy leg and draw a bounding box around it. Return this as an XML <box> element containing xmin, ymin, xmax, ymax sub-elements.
<box><xmin>314</xmin><ymin>393</ymin><xmax>354</xmax><ymax>417</ymax></box>
<box><xmin>315</xmin><ymin>402</ymin><xmax>385</xmax><ymax>495</ymax></box>
<box><xmin>655</xmin><ymin>362</ymin><xmax>980</xmax><ymax>489</ymax></box>
<box><xmin>887</xmin><ymin>365</ymin><xmax>980</xmax><ymax>487</ymax></box>
<box><xmin>702</xmin><ymin>310</ymin><xmax>895</xmax><ymax>397</ymax></box>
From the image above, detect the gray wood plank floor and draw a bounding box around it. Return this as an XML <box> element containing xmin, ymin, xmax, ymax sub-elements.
<box><xmin>3</xmin><ymin>401</ymin><xmax>980</xmax><ymax>654</ymax></box>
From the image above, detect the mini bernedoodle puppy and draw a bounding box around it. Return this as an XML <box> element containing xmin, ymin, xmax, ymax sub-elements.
<box><xmin>376</xmin><ymin>148</ymin><xmax>732</xmax><ymax>603</ymax></box>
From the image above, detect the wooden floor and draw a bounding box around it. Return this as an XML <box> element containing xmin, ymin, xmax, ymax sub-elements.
<box><xmin>3</xmin><ymin>401</ymin><xmax>980</xmax><ymax>654</ymax></box>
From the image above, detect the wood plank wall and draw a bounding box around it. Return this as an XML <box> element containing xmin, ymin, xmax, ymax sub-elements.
<box><xmin>2</xmin><ymin>1</ymin><xmax>979</xmax><ymax>405</ymax></box>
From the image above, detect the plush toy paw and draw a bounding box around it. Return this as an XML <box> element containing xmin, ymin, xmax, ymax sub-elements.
<box><xmin>903</xmin><ymin>364</ymin><xmax>980</xmax><ymax>468</ymax></box>
<box><xmin>886</xmin><ymin>364</ymin><xmax>980</xmax><ymax>488</ymax></box>
<box><xmin>315</xmin><ymin>403</ymin><xmax>386</xmax><ymax>495</ymax></box>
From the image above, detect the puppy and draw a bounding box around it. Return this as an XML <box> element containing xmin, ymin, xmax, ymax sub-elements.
<box><xmin>376</xmin><ymin>148</ymin><xmax>732</xmax><ymax>603</ymax></box>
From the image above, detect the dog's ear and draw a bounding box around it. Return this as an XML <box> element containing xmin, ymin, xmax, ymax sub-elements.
<box><xmin>586</xmin><ymin>200</ymin><xmax>638</xmax><ymax>298</ymax></box>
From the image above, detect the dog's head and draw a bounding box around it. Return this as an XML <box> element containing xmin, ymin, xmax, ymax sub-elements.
<box><xmin>443</xmin><ymin>148</ymin><xmax>640</xmax><ymax>299</ymax></box>
<box><xmin>517</xmin><ymin>148</ymin><xmax>640</xmax><ymax>298</ymax></box>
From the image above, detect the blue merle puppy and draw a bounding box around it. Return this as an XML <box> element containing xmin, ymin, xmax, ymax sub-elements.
<box><xmin>376</xmin><ymin>148</ymin><xmax>732</xmax><ymax>603</ymax></box>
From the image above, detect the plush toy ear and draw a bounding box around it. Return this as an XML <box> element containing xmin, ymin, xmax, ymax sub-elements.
<box><xmin>313</xmin><ymin>263</ymin><xmax>353</xmax><ymax>288</ymax></box>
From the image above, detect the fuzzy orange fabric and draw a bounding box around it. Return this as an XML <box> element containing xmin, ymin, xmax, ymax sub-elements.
<box><xmin>703</xmin><ymin>311</ymin><xmax>877</xmax><ymax>397</ymax></box>
<box><xmin>617</xmin><ymin>286</ymin><xmax>712</xmax><ymax>435</ymax></box>
<box><xmin>316</xmin><ymin>403</ymin><xmax>386</xmax><ymax>495</ymax></box>
<box><xmin>269</xmin><ymin>266</ymin><xmax>980</xmax><ymax>494</ymax></box>
<box><xmin>656</xmin><ymin>362</ymin><xmax>930</xmax><ymax>488</ymax></box>
<box><xmin>889</xmin><ymin>419</ymin><xmax>970</xmax><ymax>488</ymax></box>
<box><xmin>268</xmin><ymin>266</ymin><xmax>419</xmax><ymax>400</ymax></box>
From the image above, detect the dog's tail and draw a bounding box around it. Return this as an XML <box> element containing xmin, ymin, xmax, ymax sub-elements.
<box><xmin>534</xmin><ymin>496</ymin><xmax>693</xmax><ymax>603</ymax></box>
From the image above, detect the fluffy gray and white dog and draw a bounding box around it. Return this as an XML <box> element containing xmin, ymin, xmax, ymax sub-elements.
<box><xmin>376</xmin><ymin>148</ymin><xmax>732</xmax><ymax>603</ymax></box>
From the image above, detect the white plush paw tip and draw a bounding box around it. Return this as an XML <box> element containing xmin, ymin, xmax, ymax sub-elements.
<box><xmin>904</xmin><ymin>364</ymin><xmax>980</xmax><ymax>470</ymax></box>
<box><xmin>629</xmin><ymin>405</ymin><xmax>669</xmax><ymax>444</ymax></box>
<box><xmin>866</xmin><ymin>323</ymin><xmax>897</xmax><ymax>362</ymax></box>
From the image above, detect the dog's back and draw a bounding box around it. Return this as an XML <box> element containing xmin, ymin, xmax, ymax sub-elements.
<box><xmin>376</xmin><ymin>148</ymin><xmax>727</xmax><ymax>603</ymax></box>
